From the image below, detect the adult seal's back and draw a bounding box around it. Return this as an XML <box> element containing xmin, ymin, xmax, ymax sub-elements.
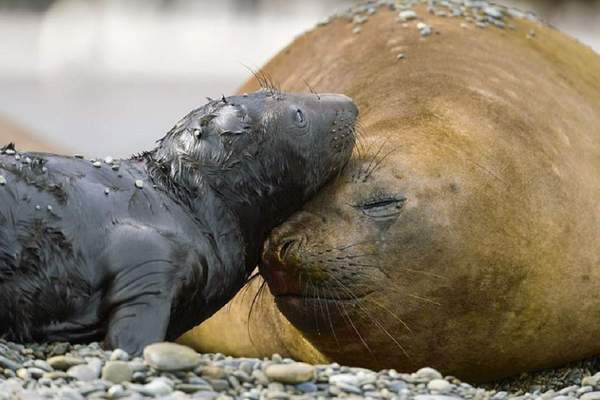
<box><xmin>0</xmin><ymin>90</ymin><xmax>357</xmax><ymax>355</ymax></box>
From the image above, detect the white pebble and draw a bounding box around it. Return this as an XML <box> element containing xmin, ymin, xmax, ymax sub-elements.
<box><xmin>92</xmin><ymin>161</ymin><xmax>102</xmax><ymax>168</ymax></box>
<box><xmin>428</xmin><ymin>379</ymin><xmax>453</xmax><ymax>393</ymax></box>
<box><xmin>0</xmin><ymin>175</ymin><xmax>6</xmax><ymax>185</ymax></box>
<box><xmin>104</xmin><ymin>156</ymin><xmax>114</xmax><ymax>164</ymax></box>
<box><xmin>415</xmin><ymin>367</ymin><xmax>443</xmax><ymax>381</ymax></box>
<box><xmin>135</xmin><ymin>180</ymin><xmax>144</xmax><ymax>189</ymax></box>
<box><xmin>398</xmin><ymin>10</ymin><xmax>417</xmax><ymax>21</ymax></box>
<box><xmin>417</xmin><ymin>22</ymin><xmax>433</xmax><ymax>37</ymax></box>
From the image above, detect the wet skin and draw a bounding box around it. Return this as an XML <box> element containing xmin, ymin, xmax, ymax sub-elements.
<box><xmin>0</xmin><ymin>90</ymin><xmax>357</xmax><ymax>355</ymax></box>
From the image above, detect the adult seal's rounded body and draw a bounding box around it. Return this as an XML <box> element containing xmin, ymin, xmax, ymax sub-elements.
<box><xmin>0</xmin><ymin>90</ymin><xmax>357</xmax><ymax>355</ymax></box>
<box><xmin>182</xmin><ymin>3</ymin><xmax>600</xmax><ymax>382</ymax></box>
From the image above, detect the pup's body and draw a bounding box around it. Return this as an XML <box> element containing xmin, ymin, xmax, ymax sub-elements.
<box><xmin>0</xmin><ymin>91</ymin><xmax>357</xmax><ymax>355</ymax></box>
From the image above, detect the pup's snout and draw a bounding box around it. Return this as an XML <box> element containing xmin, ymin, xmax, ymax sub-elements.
<box><xmin>319</xmin><ymin>93</ymin><xmax>359</xmax><ymax>118</ymax></box>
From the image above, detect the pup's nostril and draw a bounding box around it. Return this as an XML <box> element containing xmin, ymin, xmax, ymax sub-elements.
<box><xmin>278</xmin><ymin>239</ymin><xmax>297</xmax><ymax>261</ymax></box>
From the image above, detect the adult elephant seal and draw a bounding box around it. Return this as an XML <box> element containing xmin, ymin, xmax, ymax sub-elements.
<box><xmin>0</xmin><ymin>90</ymin><xmax>357</xmax><ymax>355</ymax></box>
<box><xmin>181</xmin><ymin>2</ymin><xmax>600</xmax><ymax>382</ymax></box>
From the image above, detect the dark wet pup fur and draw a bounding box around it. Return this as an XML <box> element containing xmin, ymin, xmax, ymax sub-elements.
<box><xmin>0</xmin><ymin>90</ymin><xmax>357</xmax><ymax>355</ymax></box>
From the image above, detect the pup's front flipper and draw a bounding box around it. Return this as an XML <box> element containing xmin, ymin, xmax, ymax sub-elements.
<box><xmin>102</xmin><ymin>225</ymin><xmax>178</xmax><ymax>356</ymax></box>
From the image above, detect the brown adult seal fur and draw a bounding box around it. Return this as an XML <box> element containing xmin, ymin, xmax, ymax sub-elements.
<box><xmin>181</xmin><ymin>4</ymin><xmax>600</xmax><ymax>382</ymax></box>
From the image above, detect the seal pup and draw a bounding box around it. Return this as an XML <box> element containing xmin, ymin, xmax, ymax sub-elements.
<box><xmin>0</xmin><ymin>90</ymin><xmax>358</xmax><ymax>355</ymax></box>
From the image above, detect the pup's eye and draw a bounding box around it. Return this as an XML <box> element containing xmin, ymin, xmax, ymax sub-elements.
<box><xmin>295</xmin><ymin>109</ymin><xmax>306</xmax><ymax>126</ymax></box>
<box><xmin>355</xmin><ymin>197</ymin><xmax>406</xmax><ymax>219</ymax></box>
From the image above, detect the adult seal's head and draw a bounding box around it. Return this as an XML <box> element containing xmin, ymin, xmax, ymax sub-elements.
<box><xmin>183</xmin><ymin>3</ymin><xmax>600</xmax><ymax>383</ymax></box>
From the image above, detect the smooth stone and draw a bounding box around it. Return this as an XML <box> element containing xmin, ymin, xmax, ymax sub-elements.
<box><xmin>57</xmin><ymin>387</ymin><xmax>86</xmax><ymax>400</ymax></box>
<box><xmin>581</xmin><ymin>393</ymin><xmax>600</xmax><ymax>400</ymax></box>
<box><xmin>329</xmin><ymin>373</ymin><xmax>360</xmax><ymax>386</ymax></box>
<box><xmin>107</xmin><ymin>384</ymin><xmax>127</xmax><ymax>399</ymax></box>
<box><xmin>43</xmin><ymin>371</ymin><xmax>69</xmax><ymax>380</ymax></box>
<box><xmin>33</xmin><ymin>360</ymin><xmax>52</xmax><ymax>372</ymax></box>
<box><xmin>47</xmin><ymin>356</ymin><xmax>85</xmax><ymax>371</ymax></box>
<box><xmin>110</xmin><ymin>349</ymin><xmax>130</xmax><ymax>362</ymax></box>
<box><xmin>415</xmin><ymin>367</ymin><xmax>443</xmax><ymax>381</ymax></box>
<box><xmin>583</xmin><ymin>374</ymin><xmax>600</xmax><ymax>387</ymax></box>
<box><xmin>67</xmin><ymin>364</ymin><xmax>99</xmax><ymax>381</ymax></box>
<box><xmin>414</xmin><ymin>396</ymin><xmax>461</xmax><ymax>400</ymax></box>
<box><xmin>176</xmin><ymin>383</ymin><xmax>213</xmax><ymax>393</ymax></box>
<box><xmin>266</xmin><ymin>391</ymin><xmax>290</xmax><ymax>400</ymax></box>
<box><xmin>388</xmin><ymin>380</ymin><xmax>408</xmax><ymax>393</ymax></box>
<box><xmin>140</xmin><ymin>377</ymin><xmax>174</xmax><ymax>397</ymax></box>
<box><xmin>192</xmin><ymin>391</ymin><xmax>219</xmax><ymax>399</ymax></box>
<box><xmin>16</xmin><ymin>368</ymin><xmax>29</xmax><ymax>380</ymax></box>
<box><xmin>208</xmin><ymin>379</ymin><xmax>229</xmax><ymax>391</ymax></box>
<box><xmin>296</xmin><ymin>382</ymin><xmax>318</xmax><ymax>393</ymax></box>
<box><xmin>337</xmin><ymin>382</ymin><xmax>362</xmax><ymax>394</ymax></box>
<box><xmin>200</xmin><ymin>365</ymin><xmax>226</xmax><ymax>379</ymax></box>
<box><xmin>102</xmin><ymin>361</ymin><xmax>132</xmax><ymax>384</ymax></box>
<box><xmin>144</xmin><ymin>343</ymin><xmax>201</xmax><ymax>371</ymax></box>
<box><xmin>264</xmin><ymin>362</ymin><xmax>315</xmax><ymax>384</ymax></box>
<box><xmin>0</xmin><ymin>355</ymin><xmax>21</xmax><ymax>371</ymax></box>
<box><xmin>483</xmin><ymin>6</ymin><xmax>503</xmax><ymax>19</ymax></box>
<box><xmin>27</xmin><ymin>367</ymin><xmax>45</xmax><ymax>379</ymax></box>
<box><xmin>428</xmin><ymin>379</ymin><xmax>453</xmax><ymax>393</ymax></box>
<box><xmin>398</xmin><ymin>10</ymin><xmax>417</xmax><ymax>21</ymax></box>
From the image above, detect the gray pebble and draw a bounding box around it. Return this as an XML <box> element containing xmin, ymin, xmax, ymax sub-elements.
<box><xmin>582</xmin><ymin>392</ymin><xmax>600</xmax><ymax>400</ymax></box>
<box><xmin>67</xmin><ymin>364</ymin><xmax>99</xmax><ymax>382</ymax></box>
<box><xmin>192</xmin><ymin>391</ymin><xmax>219</xmax><ymax>399</ymax></box>
<box><xmin>176</xmin><ymin>383</ymin><xmax>213</xmax><ymax>393</ymax></box>
<box><xmin>144</xmin><ymin>342</ymin><xmax>201</xmax><ymax>372</ymax></box>
<box><xmin>414</xmin><ymin>367</ymin><xmax>443</xmax><ymax>381</ymax></box>
<box><xmin>0</xmin><ymin>355</ymin><xmax>22</xmax><ymax>371</ymax></box>
<box><xmin>107</xmin><ymin>384</ymin><xmax>126</xmax><ymax>399</ymax></box>
<box><xmin>102</xmin><ymin>361</ymin><xmax>132</xmax><ymax>384</ymax></box>
<box><xmin>398</xmin><ymin>10</ymin><xmax>417</xmax><ymax>21</ymax></box>
<box><xmin>265</xmin><ymin>362</ymin><xmax>315</xmax><ymax>384</ymax></box>
<box><xmin>296</xmin><ymin>382</ymin><xmax>318</xmax><ymax>393</ymax></box>
<box><xmin>330</xmin><ymin>373</ymin><xmax>360</xmax><ymax>386</ymax></box>
<box><xmin>428</xmin><ymin>378</ymin><xmax>453</xmax><ymax>393</ymax></box>
<box><xmin>110</xmin><ymin>349</ymin><xmax>130</xmax><ymax>362</ymax></box>
<box><xmin>139</xmin><ymin>377</ymin><xmax>174</xmax><ymax>396</ymax></box>
<box><xmin>483</xmin><ymin>6</ymin><xmax>503</xmax><ymax>19</ymax></box>
<box><xmin>417</xmin><ymin>22</ymin><xmax>433</xmax><ymax>36</ymax></box>
<box><xmin>47</xmin><ymin>356</ymin><xmax>85</xmax><ymax>371</ymax></box>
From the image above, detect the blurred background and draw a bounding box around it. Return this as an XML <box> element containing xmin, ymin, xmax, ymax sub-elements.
<box><xmin>0</xmin><ymin>0</ymin><xmax>599</xmax><ymax>157</ymax></box>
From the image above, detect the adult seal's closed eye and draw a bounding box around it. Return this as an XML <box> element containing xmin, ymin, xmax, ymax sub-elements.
<box><xmin>0</xmin><ymin>90</ymin><xmax>357</xmax><ymax>355</ymax></box>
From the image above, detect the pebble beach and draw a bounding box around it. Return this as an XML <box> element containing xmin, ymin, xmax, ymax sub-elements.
<box><xmin>2</xmin><ymin>1</ymin><xmax>599</xmax><ymax>399</ymax></box>
<box><xmin>1</xmin><ymin>340</ymin><xmax>600</xmax><ymax>400</ymax></box>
